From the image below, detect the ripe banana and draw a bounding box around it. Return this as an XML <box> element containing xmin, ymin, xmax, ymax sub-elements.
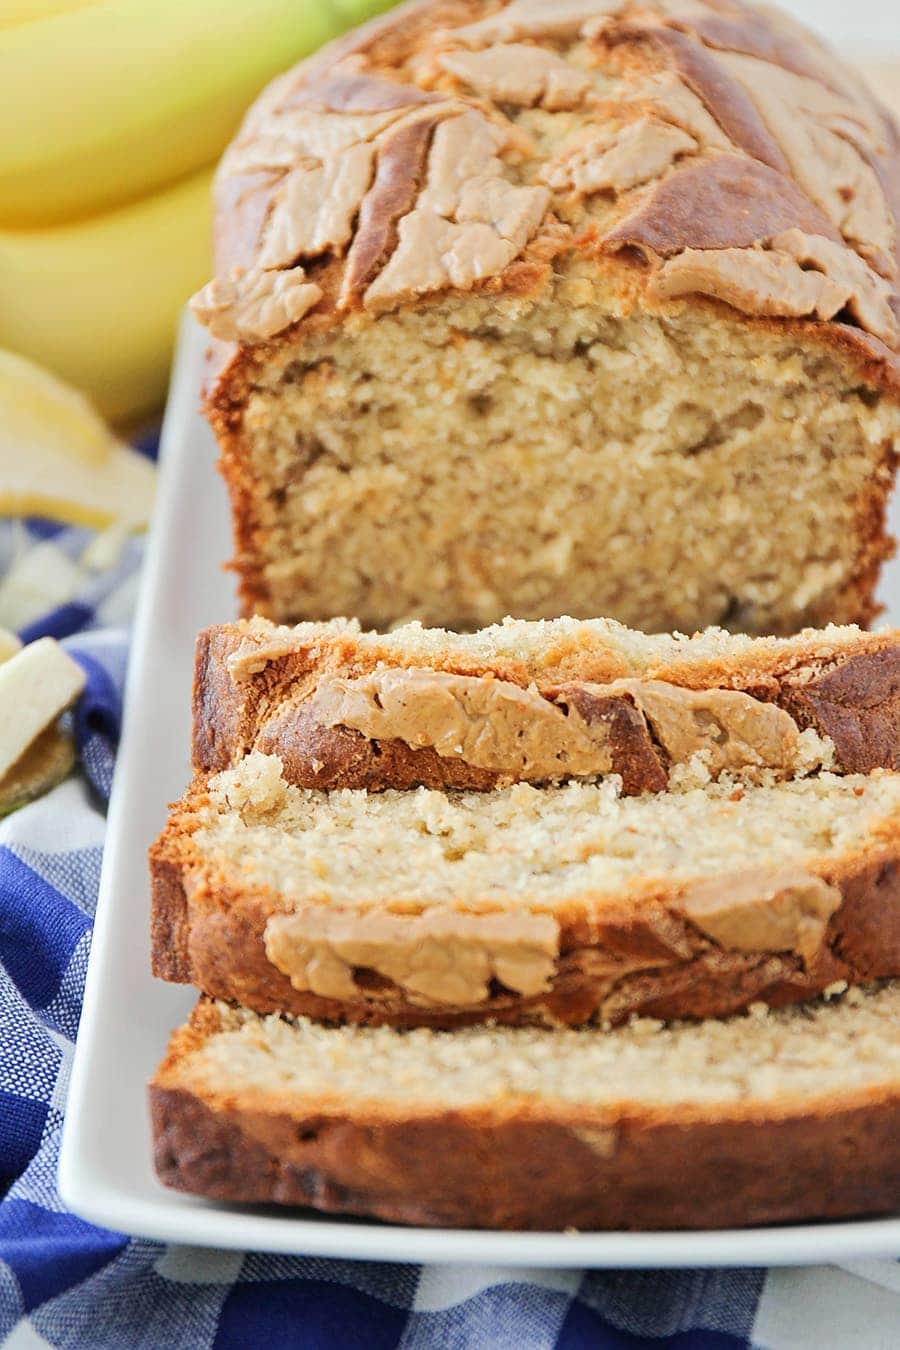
<box><xmin>0</xmin><ymin>348</ymin><xmax>156</xmax><ymax>526</ymax></box>
<box><xmin>0</xmin><ymin>0</ymin><xmax>395</xmax><ymax>226</ymax></box>
<box><xmin>0</xmin><ymin>639</ymin><xmax>85</xmax><ymax>783</ymax></box>
<box><xmin>0</xmin><ymin>638</ymin><xmax>85</xmax><ymax>817</ymax></box>
<box><xmin>0</xmin><ymin>167</ymin><xmax>213</xmax><ymax>423</ymax></box>
<box><xmin>0</xmin><ymin>2</ymin><xmax>99</xmax><ymax>27</ymax></box>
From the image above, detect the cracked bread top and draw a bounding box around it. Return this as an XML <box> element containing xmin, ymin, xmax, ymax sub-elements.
<box><xmin>193</xmin><ymin>0</ymin><xmax>900</xmax><ymax>387</ymax></box>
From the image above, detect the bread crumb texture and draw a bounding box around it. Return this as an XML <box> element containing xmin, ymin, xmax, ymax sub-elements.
<box><xmin>164</xmin><ymin>980</ymin><xmax>900</xmax><ymax>1114</ymax></box>
<box><xmin>192</xmin><ymin>752</ymin><xmax>900</xmax><ymax>907</ymax></box>
<box><xmin>224</xmin><ymin>285</ymin><xmax>900</xmax><ymax>634</ymax></box>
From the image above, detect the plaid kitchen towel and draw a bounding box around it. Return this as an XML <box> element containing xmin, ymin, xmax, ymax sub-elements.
<box><xmin>0</xmin><ymin>514</ymin><xmax>899</xmax><ymax>1350</ymax></box>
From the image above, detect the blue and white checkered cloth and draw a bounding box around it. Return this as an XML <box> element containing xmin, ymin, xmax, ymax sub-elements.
<box><xmin>1</xmin><ymin>510</ymin><xmax>899</xmax><ymax>1349</ymax></box>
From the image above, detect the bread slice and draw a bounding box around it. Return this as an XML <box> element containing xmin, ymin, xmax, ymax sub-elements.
<box><xmin>150</xmin><ymin>984</ymin><xmax>900</xmax><ymax>1230</ymax></box>
<box><xmin>195</xmin><ymin>1</ymin><xmax>900</xmax><ymax>637</ymax></box>
<box><xmin>151</xmin><ymin>754</ymin><xmax>900</xmax><ymax>1028</ymax></box>
<box><xmin>194</xmin><ymin>616</ymin><xmax>900</xmax><ymax>796</ymax></box>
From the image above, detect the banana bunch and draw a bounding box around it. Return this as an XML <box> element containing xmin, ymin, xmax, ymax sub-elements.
<box><xmin>0</xmin><ymin>0</ymin><xmax>395</xmax><ymax>423</ymax></box>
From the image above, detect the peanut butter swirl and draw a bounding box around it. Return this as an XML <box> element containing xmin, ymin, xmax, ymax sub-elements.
<box><xmin>307</xmin><ymin>667</ymin><xmax>806</xmax><ymax>783</ymax></box>
<box><xmin>191</xmin><ymin>0</ymin><xmax>900</xmax><ymax>363</ymax></box>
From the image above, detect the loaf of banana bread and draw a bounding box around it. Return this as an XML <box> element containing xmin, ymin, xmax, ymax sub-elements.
<box><xmin>193</xmin><ymin>0</ymin><xmax>900</xmax><ymax>634</ymax></box>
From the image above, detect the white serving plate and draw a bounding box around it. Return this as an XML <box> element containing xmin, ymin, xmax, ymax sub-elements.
<box><xmin>58</xmin><ymin>313</ymin><xmax>900</xmax><ymax>1266</ymax></box>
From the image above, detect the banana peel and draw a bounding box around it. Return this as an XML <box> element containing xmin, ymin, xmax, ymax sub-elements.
<box><xmin>0</xmin><ymin>441</ymin><xmax>155</xmax><ymax>529</ymax></box>
<box><xmin>0</xmin><ymin>347</ymin><xmax>119</xmax><ymax>467</ymax></box>
<box><xmin>0</xmin><ymin>629</ymin><xmax>22</xmax><ymax>664</ymax></box>
<box><xmin>0</xmin><ymin>721</ymin><xmax>76</xmax><ymax>817</ymax></box>
<box><xmin>0</xmin><ymin>1</ymin><xmax>401</xmax><ymax>420</ymax></box>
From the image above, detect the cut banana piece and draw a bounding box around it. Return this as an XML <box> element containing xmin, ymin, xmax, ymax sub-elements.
<box><xmin>0</xmin><ymin>348</ymin><xmax>155</xmax><ymax>526</ymax></box>
<box><xmin>0</xmin><ymin>438</ymin><xmax>156</xmax><ymax>528</ymax></box>
<box><xmin>0</xmin><ymin>542</ymin><xmax>86</xmax><ymax>631</ymax></box>
<box><xmin>0</xmin><ymin>347</ymin><xmax>116</xmax><ymax>466</ymax></box>
<box><xmin>0</xmin><ymin>721</ymin><xmax>75</xmax><ymax>817</ymax></box>
<box><xmin>0</xmin><ymin>628</ymin><xmax>22</xmax><ymax>664</ymax></box>
<box><xmin>0</xmin><ymin>637</ymin><xmax>85</xmax><ymax>781</ymax></box>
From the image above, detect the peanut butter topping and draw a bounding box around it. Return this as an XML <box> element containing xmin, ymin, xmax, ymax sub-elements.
<box><xmin>715</xmin><ymin>51</ymin><xmax>895</xmax><ymax>275</ymax></box>
<box><xmin>223</xmin><ymin>106</ymin><xmax>404</xmax><ymax>178</ymax></box>
<box><xmin>621</xmin><ymin>72</ymin><xmax>735</xmax><ymax>150</ymax></box>
<box><xmin>306</xmin><ymin>667</ymin><xmax>805</xmax><ymax>783</ymax></box>
<box><xmin>544</xmin><ymin>118</ymin><xmax>697</xmax><ymax>194</ymax></box>
<box><xmin>438</xmin><ymin>44</ymin><xmax>593</xmax><ymax>110</ymax></box>
<box><xmin>309</xmin><ymin>668</ymin><xmax>618</xmax><ymax>779</ymax></box>
<box><xmin>650</xmin><ymin>245</ymin><xmax>842</xmax><ymax>318</ymax></box>
<box><xmin>773</xmin><ymin>230</ymin><xmax>898</xmax><ymax>340</ymax></box>
<box><xmin>677</xmin><ymin>866</ymin><xmax>841</xmax><ymax>963</ymax></box>
<box><xmin>649</xmin><ymin>231</ymin><xmax>899</xmax><ymax>346</ymax></box>
<box><xmin>613</xmin><ymin>678</ymin><xmax>801</xmax><ymax>775</ymax></box>
<box><xmin>264</xmin><ymin>907</ymin><xmax>559</xmax><ymax>1006</ymax></box>
<box><xmin>362</xmin><ymin>109</ymin><xmax>550</xmax><ymax>309</ymax></box>
<box><xmin>190</xmin><ymin>269</ymin><xmax>323</xmax><ymax>342</ymax></box>
<box><xmin>258</xmin><ymin>142</ymin><xmax>376</xmax><ymax>269</ymax></box>
<box><xmin>194</xmin><ymin>0</ymin><xmax>900</xmax><ymax>355</ymax></box>
<box><xmin>448</xmin><ymin>0</ymin><xmax>626</xmax><ymax>47</ymax></box>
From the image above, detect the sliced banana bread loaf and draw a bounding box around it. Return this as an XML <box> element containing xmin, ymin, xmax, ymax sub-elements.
<box><xmin>150</xmin><ymin>983</ymin><xmax>900</xmax><ymax>1229</ymax></box>
<box><xmin>151</xmin><ymin>755</ymin><xmax>900</xmax><ymax>1027</ymax></box>
<box><xmin>194</xmin><ymin>616</ymin><xmax>900</xmax><ymax>794</ymax></box>
<box><xmin>193</xmin><ymin>0</ymin><xmax>900</xmax><ymax>635</ymax></box>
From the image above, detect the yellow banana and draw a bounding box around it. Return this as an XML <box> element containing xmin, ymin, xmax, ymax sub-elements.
<box><xmin>0</xmin><ymin>167</ymin><xmax>213</xmax><ymax>423</ymax></box>
<box><xmin>0</xmin><ymin>0</ymin><xmax>398</xmax><ymax>226</ymax></box>
<box><xmin>0</xmin><ymin>348</ymin><xmax>115</xmax><ymax>467</ymax></box>
<box><xmin>0</xmin><ymin>2</ymin><xmax>99</xmax><ymax>28</ymax></box>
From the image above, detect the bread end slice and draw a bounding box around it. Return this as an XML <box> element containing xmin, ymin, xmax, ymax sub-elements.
<box><xmin>150</xmin><ymin>988</ymin><xmax>900</xmax><ymax>1230</ymax></box>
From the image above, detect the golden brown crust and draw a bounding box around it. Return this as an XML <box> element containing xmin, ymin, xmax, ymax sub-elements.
<box><xmin>149</xmin><ymin>800</ymin><xmax>900</xmax><ymax>1028</ymax></box>
<box><xmin>779</xmin><ymin>646</ymin><xmax>900</xmax><ymax>774</ymax></box>
<box><xmin>149</xmin><ymin>1000</ymin><xmax>900</xmax><ymax>1229</ymax></box>
<box><xmin>195</xmin><ymin>2</ymin><xmax>900</xmax><ymax>639</ymax></box>
<box><xmin>340</xmin><ymin>112</ymin><xmax>440</xmax><ymax>301</ymax></box>
<box><xmin>149</xmin><ymin>855</ymin><xmax>192</xmax><ymax>985</ymax></box>
<box><xmin>603</xmin><ymin>153</ymin><xmax>840</xmax><ymax>255</ymax></box>
<box><xmin>606</xmin><ymin>24</ymin><xmax>791</xmax><ymax>174</ymax></box>
<box><xmin>251</xmin><ymin>680</ymin><xmax>673</xmax><ymax>796</ymax></box>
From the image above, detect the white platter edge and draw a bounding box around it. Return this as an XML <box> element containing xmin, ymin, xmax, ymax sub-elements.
<box><xmin>57</xmin><ymin>312</ymin><xmax>900</xmax><ymax>1266</ymax></box>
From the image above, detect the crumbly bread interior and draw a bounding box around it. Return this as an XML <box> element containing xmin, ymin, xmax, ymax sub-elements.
<box><xmin>166</xmin><ymin>983</ymin><xmax>900</xmax><ymax>1113</ymax></box>
<box><xmin>237</xmin><ymin>285</ymin><xmax>899</xmax><ymax>633</ymax></box>
<box><xmin>193</xmin><ymin>753</ymin><xmax>900</xmax><ymax>909</ymax></box>
<box><xmin>231</xmin><ymin>612</ymin><xmax>889</xmax><ymax>679</ymax></box>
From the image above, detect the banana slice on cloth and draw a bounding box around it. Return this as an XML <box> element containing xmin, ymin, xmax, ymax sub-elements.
<box><xmin>0</xmin><ymin>626</ymin><xmax>21</xmax><ymax>664</ymax></box>
<box><xmin>0</xmin><ymin>637</ymin><xmax>85</xmax><ymax>814</ymax></box>
<box><xmin>0</xmin><ymin>721</ymin><xmax>75</xmax><ymax>817</ymax></box>
<box><xmin>0</xmin><ymin>348</ymin><xmax>155</xmax><ymax>527</ymax></box>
